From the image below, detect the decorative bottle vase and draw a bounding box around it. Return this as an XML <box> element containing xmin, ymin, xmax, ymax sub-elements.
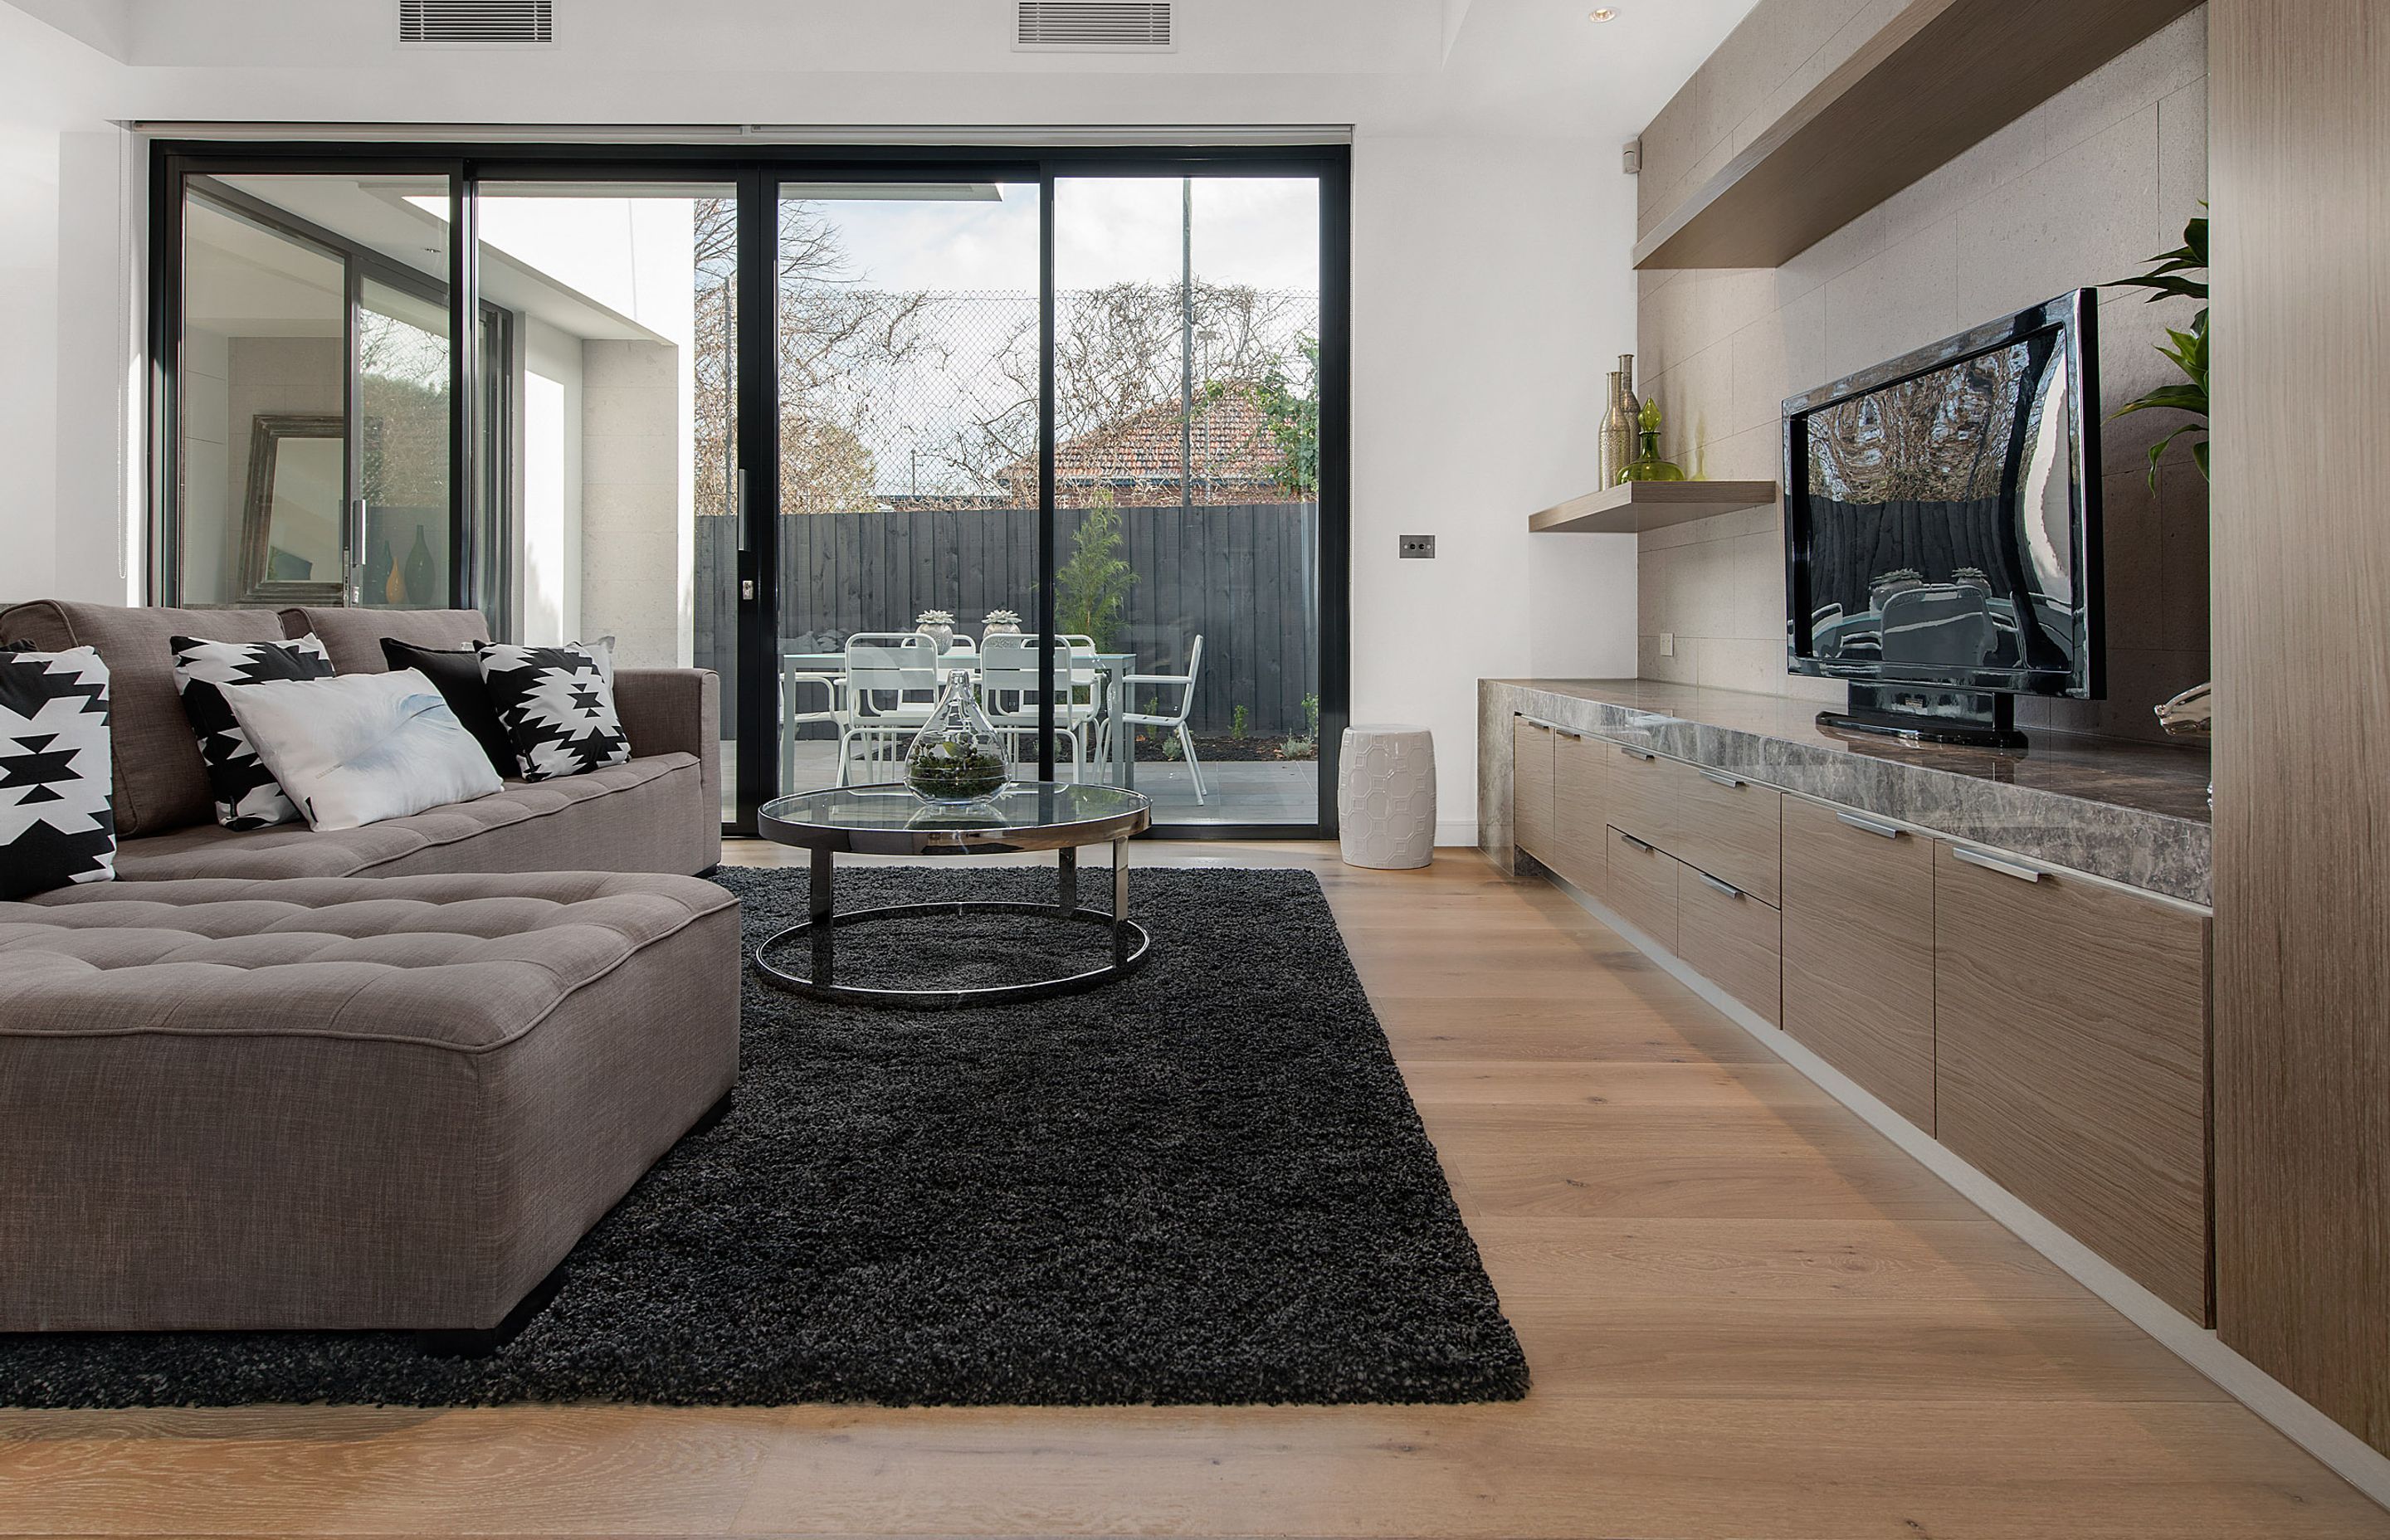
<box><xmin>363</xmin><ymin>538</ymin><xmax>395</xmax><ymax>608</ymax></box>
<box><xmin>1599</xmin><ymin>369</ymin><xmax>1632</xmax><ymax>490</ymax></box>
<box><xmin>918</xmin><ymin>624</ymin><xmax>955</xmax><ymax>652</ymax></box>
<box><xmin>1614</xmin><ymin>354</ymin><xmax>1641</xmax><ymax>485</ymax></box>
<box><xmin>1619</xmin><ymin>427</ymin><xmax>1685</xmax><ymax>483</ymax></box>
<box><xmin>401</xmin><ymin>525</ymin><xmax>436</xmax><ymax>607</ymax></box>
<box><xmin>905</xmin><ymin>675</ymin><xmax>1007</xmax><ymax>804</ymax></box>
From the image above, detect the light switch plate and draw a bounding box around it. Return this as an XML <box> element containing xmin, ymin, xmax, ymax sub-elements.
<box><xmin>1659</xmin><ymin>632</ymin><xmax>1675</xmax><ymax>657</ymax></box>
<box><xmin>1399</xmin><ymin>534</ymin><xmax>1435</xmax><ymax>559</ymax></box>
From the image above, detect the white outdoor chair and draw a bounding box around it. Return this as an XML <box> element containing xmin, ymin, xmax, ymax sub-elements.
<box><xmin>779</xmin><ymin>651</ymin><xmax>847</xmax><ymax>792</ymax></box>
<box><xmin>1061</xmin><ymin>633</ymin><xmax>1103</xmax><ymax>762</ymax></box>
<box><xmin>1113</xmin><ymin>634</ymin><xmax>1207</xmax><ymax>805</ymax></box>
<box><xmin>980</xmin><ymin>634</ymin><xmax>1095</xmax><ymax>782</ymax></box>
<box><xmin>837</xmin><ymin>632</ymin><xmax>940</xmax><ymax>786</ymax></box>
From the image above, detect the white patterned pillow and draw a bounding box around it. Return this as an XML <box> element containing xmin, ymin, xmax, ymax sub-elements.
<box><xmin>170</xmin><ymin>634</ymin><xmax>334</xmax><ymax>829</ymax></box>
<box><xmin>222</xmin><ymin>669</ymin><xmax>504</xmax><ymax>831</ymax></box>
<box><xmin>0</xmin><ymin>646</ymin><xmax>115</xmax><ymax>899</ymax></box>
<box><xmin>475</xmin><ymin>643</ymin><xmax>632</xmax><ymax>782</ymax></box>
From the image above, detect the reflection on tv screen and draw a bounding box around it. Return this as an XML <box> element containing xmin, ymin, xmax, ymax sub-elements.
<box><xmin>1802</xmin><ymin>336</ymin><xmax>2080</xmax><ymax>680</ymax></box>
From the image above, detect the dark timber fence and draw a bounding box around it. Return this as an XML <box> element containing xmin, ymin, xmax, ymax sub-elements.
<box><xmin>695</xmin><ymin>501</ymin><xmax>1321</xmax><ymax>738</ymax></box>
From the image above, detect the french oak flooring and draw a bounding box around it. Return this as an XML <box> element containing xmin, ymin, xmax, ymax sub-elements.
<box><xmin>2</xmin><ymin>842</ymin><xmax>2382</xmax><ymax>1539</ymax></box>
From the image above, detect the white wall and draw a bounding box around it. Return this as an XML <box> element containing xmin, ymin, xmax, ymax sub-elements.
<box><xmin>518</xmin><ymin>315</ymin><xmax>583</xmax><ymax>647</ymax></box>
<box><xmin>1352</xmin><ymin>133</ymin><xmax>1638</xmax><ymax>841</ymax></box>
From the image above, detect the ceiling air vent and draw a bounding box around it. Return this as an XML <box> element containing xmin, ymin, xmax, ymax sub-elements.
<box><xmin>1014</xmin><ymin>1</ymin><xmax>1174</xmax><ymax>52</ymax></box>
<box><xmin>398</xmin><ymin>0</ymin><xmax>555</xmax><ymax>46</ymax></box>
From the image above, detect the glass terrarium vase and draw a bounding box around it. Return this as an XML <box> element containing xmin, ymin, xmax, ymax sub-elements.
<box><xmin>905</xmin><ymin>676</ymin><xmax>1008</xmax><ymax>804</ymax></box>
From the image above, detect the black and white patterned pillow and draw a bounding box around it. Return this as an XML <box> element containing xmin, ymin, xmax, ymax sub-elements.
<box><xmin>0</xmin><ymin>646</ymin><xmax>115</xmax><ymax>899</ymax></box>
<box><xmin>476</xmin><ymin>643</ymin><xmax>632</xmax><ymax>782</ymax></box>
<box><xmin>170</xmin><ymin>634</ymin><xmax>335</xmax><ymax>829</ymax></box>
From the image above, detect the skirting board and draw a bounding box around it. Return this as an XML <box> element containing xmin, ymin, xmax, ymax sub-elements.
<box><xmin>1540</xmin><ymin>866</ymin><xmax>2390</xmax><ymax>1514</ymax></box>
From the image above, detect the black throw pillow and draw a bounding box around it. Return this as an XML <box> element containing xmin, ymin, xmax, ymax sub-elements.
<box><xmin>380</xmin><ymin>638</ymin><xmax>517</xmax><ymax>781</ymax></box>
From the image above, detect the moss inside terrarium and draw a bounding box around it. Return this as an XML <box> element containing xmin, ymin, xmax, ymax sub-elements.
<box><xmin>905</xmin><ymin>733</ymin><xmax>1007</xmax><ymax>802</ymax></box>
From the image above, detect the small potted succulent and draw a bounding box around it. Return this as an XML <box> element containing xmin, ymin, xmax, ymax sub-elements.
<box><xmin>982</xmin><ymin>608</ymin><xmax>1022</xmax><ymax>641</ymax></box>
<box><xmin>915</xmin><ymin>609</ymin><xmax>957</xmax><ymax>651</ymax></box>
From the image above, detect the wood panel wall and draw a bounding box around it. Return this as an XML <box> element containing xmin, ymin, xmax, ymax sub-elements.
<box><xmin>2211</xmin><ymin>0</ymin><xmax>2390</xmax><ymax>1455</ymax></box>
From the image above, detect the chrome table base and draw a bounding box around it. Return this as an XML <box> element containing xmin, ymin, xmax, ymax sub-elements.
<box><xmin>753</xmin><ymin>840</ymin><xmax>1151</xmax><ymax>1008</ymax></box>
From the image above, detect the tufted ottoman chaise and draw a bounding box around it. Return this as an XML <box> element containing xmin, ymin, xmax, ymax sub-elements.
<box><xmin>0</xmin><ymin>871</ymin><xmax>739</xmax><ymax>1342</ymax></box>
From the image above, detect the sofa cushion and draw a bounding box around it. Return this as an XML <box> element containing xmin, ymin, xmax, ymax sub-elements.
<box><xmin>278</xmin><ymin>607</ymin><xmax>490</xmax><ymax>675</ymax></box>
<box><xmin>226</xmin><ymin>669</ymin><xmax>505</xmax><ymax>831</ymax></box>
<box><xmin>169</xmin><ymin>633</ymin><xmax>336</xmax><ymax>830</ymax></box>
<box><xmin>381</xmin><ymin>638</ymin><xmax>517</xmax><ymax>778</ymax></box>
<box><xmin>0</xmin><ymin>602</ymin><xmax>286</xmax><ymax>837</ymax></box>
<box><xmin>3</xmin><ymin>870</ymin><xmax>734</xmax><ymax>1050</ymax></box>
<box><xmin>0</xmin><ymin>646</ymin><xmax>116</xmax><ymax>899</ymax></box>
<box><xmin>479</xmin><ymin>642</ymin><xmax>632</xmax><ymax>781</ymax></box>
<box><xmin>107</xmin><ymin>752</ymin><xmax>705</xmax><ymax>881</ymax></box>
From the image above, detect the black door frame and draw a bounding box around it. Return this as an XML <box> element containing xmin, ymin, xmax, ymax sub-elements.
<box><xmin>148</xmin><ymin>138</ymin><xmax>1353</xmax><ymax>840</ymax></box>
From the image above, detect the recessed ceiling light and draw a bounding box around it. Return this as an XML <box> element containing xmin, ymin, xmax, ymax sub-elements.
<box><xmin>1589</xmin><ymin>7</ymin><xmax>1618</xmax><ymax>19</ymax></box>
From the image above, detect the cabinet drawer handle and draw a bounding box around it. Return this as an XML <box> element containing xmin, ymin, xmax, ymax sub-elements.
<box><xmin>1617</xmin><ymin>831</ymin><xmax>1655</xmax><ymax>854</ymax></box>
<box><xmin>1695</xmin><ymin>870</ymin><xmax>1744</xmax><ymax>899</ymax></box>
<box><xmin>1834</xmin><ymin>809</ymin><xmax>1904</xmax><ymax>839</ymax></box>
<box><xmin>1698</xmin><ymin>768</ymin><xmax>1745</xmax><ymax>789</ymax></box>
<box><xmin>1952</xmin><ymin>846</ymin><xmax>2046</xmax><ymax>883</ymax></box>
<box><xmin>1518</xmin><ymin>715</ymin><xmax>1554</xmax><ymax>731</ymax></box>
<box><xmin>1553</xmin><ymin>725</ymin><xmax>1584</xmax><ymax>739</ymax></box>
<box><xmin>1618</xmin><ymin>745</ymin><xmax>1656</xmax><ymax>762</ymax></box>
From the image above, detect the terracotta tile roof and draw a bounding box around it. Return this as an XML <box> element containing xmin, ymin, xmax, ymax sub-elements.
<box><xmin>1000</xmin><ymin>387</ymin><xmax>1286</xmax><ymax>503</ymax></box>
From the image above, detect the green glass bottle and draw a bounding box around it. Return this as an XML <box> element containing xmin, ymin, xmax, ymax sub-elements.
<box><xmin>1618</xmin><ymin>397</ymin><xmax>1685</xmax><ymax>483</ymax></box>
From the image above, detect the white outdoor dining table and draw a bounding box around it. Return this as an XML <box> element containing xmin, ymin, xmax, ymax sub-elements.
<box><xmin>778</xmin><ymin>648</ymin><xmax>1138</xmax><ymax>791</ymax></box>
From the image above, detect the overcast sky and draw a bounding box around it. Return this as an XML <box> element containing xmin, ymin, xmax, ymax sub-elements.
<box><xmin>796</xmin><ymin>176</ymin><xmax>1320</xmax><ymax>295</ymax></box>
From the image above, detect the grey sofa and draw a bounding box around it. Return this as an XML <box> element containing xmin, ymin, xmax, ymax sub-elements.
<box><xmin>0</xmin><ymin>602</ymin><xmax>739</xmax><ymax>1338</ymax></box>
<box><xmin>0</xmin><ymin>600</ymin><xmax>721</xmax><ymax>880</ymax></box>
<box><xmin>0</xmin><ymin>872</ymin><xmax>739</xmax><ymax>1334</ymax></box>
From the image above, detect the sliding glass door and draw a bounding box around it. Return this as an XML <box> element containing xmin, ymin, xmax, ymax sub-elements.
<box><xmin>154</xmin><ymin>144</ymin><xmax>1347</xmax><ymax>836</ymax></box>
<box><xmin>1051</xmin><ymin>173</ymin><xmax>1324</xmax><ymax>826</ymax></box>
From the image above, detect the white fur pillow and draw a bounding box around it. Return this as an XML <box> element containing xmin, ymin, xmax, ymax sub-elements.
<box><xmin>222</xmin><ymin>669</ymin><xmax>505</xmax><ymax>831</ymax></box>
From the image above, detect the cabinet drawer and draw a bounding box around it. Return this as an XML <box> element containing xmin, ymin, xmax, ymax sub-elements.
<box><xmin>1607</xmin><ymin>743</ymin><xmax>1675</xmax><ymax>850</ymax></box>
<box><xmin>1671</xmin><ymin>764</ymin><xmax>1783</xmax><ymax>905</ymax></box>
<box><xmin>1782</xmin><ymin>797</ymin><xmax>1937</xmax><ymax>1132</ymax></box>
<box><xmin>1606</xmin><ymin>825</ymin><xmax>1678</xmax><ymax>951</ymax></box>
<box><xmin>1550</xmin><ymin>728</ymin><xmax>1608</xmax><ymax>898</ymax></box>
<box><xmin>1678</xmin><ymin>866</ymin><xmax>1782</xmax><ymax>1026</ymax></box>
<box><xmin>1511</xmin><ymin>716</ymin><xmax>1554</xmax><ymax>860</ymax></box>
<box><xmin>1934</xmin><ymin>841</ymin><xmax>2212</xmax><ymax>1323</ymax></box>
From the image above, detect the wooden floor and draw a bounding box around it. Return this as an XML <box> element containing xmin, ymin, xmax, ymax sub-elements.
<box><xmin>4</xmin><ymin>842</ymin><xmax>2385</xmax><ymax>1539</ymax></box>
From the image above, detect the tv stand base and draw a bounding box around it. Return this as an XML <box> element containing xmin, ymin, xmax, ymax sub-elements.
<box><xmin>1818</xmin><ymin>684</ymin><xmax>2027</xmax><ymax>751</ymax></box>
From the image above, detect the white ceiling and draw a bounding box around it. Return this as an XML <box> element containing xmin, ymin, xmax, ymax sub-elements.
<box><xmin>4</xmin><ymin>0</ymin><xmax>1758</xmax><ymax>142</ymax></box>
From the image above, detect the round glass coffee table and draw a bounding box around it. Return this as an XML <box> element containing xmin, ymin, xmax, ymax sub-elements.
<box><xmin>753</xmin><ymin>782</ymin><xmax>1154</xmax><ymax>1008</ymax></box>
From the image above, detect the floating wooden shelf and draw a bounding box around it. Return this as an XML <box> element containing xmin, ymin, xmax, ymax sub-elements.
<box><xmin>1528</xmin><ymin>480</ymin><xmax>1779</xmax><ymax>535</ymax></box>
<box><xmin>1632</xmin><ymin>0</ymin><xmax>2201</xmax><ymax>270</ymax></box>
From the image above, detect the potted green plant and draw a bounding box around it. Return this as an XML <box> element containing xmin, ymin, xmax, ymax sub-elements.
<box><xmin>2109</xmin><ymin>212</ymin><xmax>2208</xmax><ymax>490</ymax></box>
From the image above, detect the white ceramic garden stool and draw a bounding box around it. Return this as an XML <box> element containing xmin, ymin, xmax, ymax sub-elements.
<box><xmin>1338</xmin><ymin>724</ymin><xmax>1436</xmax><ymax>870</ymax></box>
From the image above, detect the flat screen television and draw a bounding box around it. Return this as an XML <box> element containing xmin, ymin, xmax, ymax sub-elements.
<box><xmin>1783</xmin><ymin>289</ymin><xmax>2101</xmax><ymax>748</ymax></box>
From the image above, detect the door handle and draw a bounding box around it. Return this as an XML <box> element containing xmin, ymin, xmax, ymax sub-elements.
<box><xmin>1698</xmin><ymin>768</ymin><xmax>1745</xmax><ymax>789</ymax></box>
<box><xmin>1834</xmin><ymin>809</ymin><xmax>1904</xmax><ymax>839</ymax></box>
<box><xmin>1695</xmin><ymin>870</ymin><xmax>1744</xmax><ymax>899</ymax></box>
<box><xmin>1618</xmin><ymin>745</ymin><xmax>1656</xmax><ymax>762</ymax></box>
<box><xmin>1618</xmin><ymin>831</ymin><xmax>1655</xmax><ymax>854</ymax></box>
<box><xmin>1952</xmin><ymin>846</ymin><xmax>2046</xmax><ymax>883</ymax></box>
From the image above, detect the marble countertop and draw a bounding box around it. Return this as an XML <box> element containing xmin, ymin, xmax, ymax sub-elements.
<box><xmin>1479</xmin><ymin>678</ymin><xmax>2213</xmax><ymax>905</ymax></box>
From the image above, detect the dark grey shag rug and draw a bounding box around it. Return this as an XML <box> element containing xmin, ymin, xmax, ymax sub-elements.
<box><xmin>0</xmin><ymin>865</ymin><xmax>1528</xmax><ymax>1409</ymax></box>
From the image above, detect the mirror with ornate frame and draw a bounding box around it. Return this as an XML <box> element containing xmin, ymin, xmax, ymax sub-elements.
<box><xmin>237</xmin><ymin>412</ymin><xmax>347</xmax><ymax>605</ymax></box>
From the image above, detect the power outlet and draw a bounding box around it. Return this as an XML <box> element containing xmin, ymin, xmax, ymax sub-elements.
<box><xmin>1399</xmin><ymin>534</ymin><xmax>1436</xmax><ymax>559</ymax></box>
<box><xmin>1659</xmin><ymin>632</ymin><xmax>1675</xmax><ymax>657</ymax></box>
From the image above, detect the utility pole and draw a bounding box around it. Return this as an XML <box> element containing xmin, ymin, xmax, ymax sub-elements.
<box><xmin>1181</xmin><ymin>176</ymin><xmax>1193</xmax><ymax>514</ymax></box>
